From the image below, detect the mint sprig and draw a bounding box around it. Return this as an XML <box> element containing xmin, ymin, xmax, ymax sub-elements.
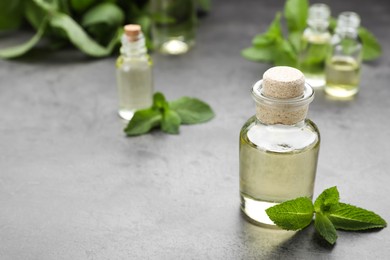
<box><xmin>266</xmin><ymin>187</ymin><xmax>387</xmax><ymax>245</ymax></box>
<box><xmin>242</xmin><ymin>0</ymin><xmax>382</xmax><ymax>65</ymax></box>
<box><xmin>124</xmin><ymin>92</ymin><xmax>214</xmax><ymax>136</ymax></box>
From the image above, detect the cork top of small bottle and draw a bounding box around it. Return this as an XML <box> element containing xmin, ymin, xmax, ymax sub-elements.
<box><xmin>252</xmin><ymin>66</ymin><xmax>314</xmax><ymax>125</ymax></box>
<box><xmin>124</xmin><ymin>24</ymin><xmax>141</xmax><ymax>42</ymax></box>
<box><xmin>262</xmin><ymin>66</ymin><xmax>305</xmax><ymax>99</ymax></box>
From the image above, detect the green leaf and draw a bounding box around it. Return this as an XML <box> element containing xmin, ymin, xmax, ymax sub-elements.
<box><xmin>288</xmin><ymin>31</ymin><xmax>302</xmax><ymax>53</ymax></box>
<box><xmin>197</xmin><ymin>0</ymin><xmax>211</xmax><ymax>12</ymax></box>
<box><xmin>252</xmin><ymin>33</ymin><xmax>275</xmax><ymax>47</ymax></box>
<box><xmin>266</xmin><ymin>12</ymin><xmax>283</xmax><ymax>38</ymax></box>
<box><xmin>0</xmin><ymin>0</ymin><xmax>24</xmax><ymax>30</ymax></box>
<box><xmin>359</xmin><ymin>27</ymin><xmax>382</xmax><ymax>61</ymax></box>
<box><xmin>152</xmin><ymin>92</ymin><xmax>169</xmax><ymax>110</ymax></box>
<box><xmin>328</xmin><ymin>203</ymin><xmax>387</xmax><ymax>231</ymax></box>
<box><xmin>124</xmin><ymin>108</ymin><xmax>162</xmax><ymax>136</ymax></box>
<box><xmin>273</xmin><ymin>39</ymin><xmax>297</xmax><ymax>66</ymax></box>
<box><xmin>314</xmin><ymin>212</ymin><xmax>338</xmax><ymax>245</ymax></box>
<box><xmin>241</xmin><ymin>46</ymin><xmax>275</xmax><ymax>63</ymax></box>
<box><xmin>266</xmin><ymin>197</ymin><xmax>314</xmax><ymax>230</ymax></box>
<box><xmin>49</xmin><ymin>13</ymin><xmax>118</xmax><ymax>57</ymax></box>
<box><xmin>81</xmin><ymin>2</ymin><xmax>124</xmax><ymax>28</ymax></box>
<box><xmin>161</xmin><ymin>109</ymin><xmax>181</xmax><ymax>134</ymax></box>
<box><xmin>169</xmin><ymin>97</ymin><xmax>215</xmax><ymax>124</ymax></box>
<box><xmin>314</xmin><ymin>186</ymin><xmax>340</xmax><ymax>213</ymax></box>
<box><xmin>242</xmin><ymin>13</ymin><xmax>282</xmax><ymax>63</ymax></box>
<box><xmin>32</xmin><ymin>0</ymin><xmax>57</xmax><ymax>12</ymax></box>
<box><xmin>0</xmin><ymin>19</ymin><xmax>48</xmax><ymax>58</ymax></box>
<box><xmin>284</xmin><ymin>0</ymin><xmax>308</xmax><ymax>32</ymax></box>
<box><xmin>70</xmin><ymin>0</ymin><xmax>96</xmax><ymax>12</ymax></box>
<box><xmin>24</xmin><ymin>0</ymin><xmax>46</xmax><ymax>30</ymax></box>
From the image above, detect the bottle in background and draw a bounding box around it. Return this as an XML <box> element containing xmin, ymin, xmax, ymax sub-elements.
<box><xmin>325</xmin><ymin>12</ymin><xmax>362</xmax><ymax>99</ymax></box>
<box><xmin>150</xmin><ymin>0</ymin><xmax>196</xmax><ymax>55</ymax></box>
<box><xmin>298</xmin><ymin>3</ymin><xmax>331</xmax><ymax>88</ymax></box>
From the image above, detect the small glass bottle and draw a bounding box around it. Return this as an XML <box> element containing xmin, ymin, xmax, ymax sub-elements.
<box><xmin>298</xmin><ymin>3</ymin><xmax>331</xmax><ymax>88</ymax></box>
<box><xmin>116</xmin><ymin>24</ymin><xmax>153</xmax><ymax>121</ymax></box>
<box><xmin>325</xmin><ymin>12</ymin><xmax>362</xmax><ymax>98</ymax></box>
<box><xmin>150</xmin><ymin>0</ymin><xmax>196</xmax><ymax>55</ymax></box>
<box><xmin>240</xmin><ymin>66</ymin><xmax>320</xmax><ymax>227</ymax></box>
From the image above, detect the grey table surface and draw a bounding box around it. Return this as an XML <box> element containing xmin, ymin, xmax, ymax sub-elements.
<box><xmin>1</xmin><ymin>0</ymin><xmax>390</xmax><ymax>259</ymax></box>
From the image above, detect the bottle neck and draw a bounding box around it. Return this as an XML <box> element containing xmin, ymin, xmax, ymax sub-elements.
<box><xmin>335</xmin><ymin>26</ymin><xmax>359</xmax><ymax>39</ymax></box>
<box><xmin>307</xmin><ymin>20</ymin><xmax>329</xmax><ymax>33</ymax></box>
<box><xmin>252</xmin><ymin>80</ymin><xmax>314</xmax><ymax>126</ymax></box>
<box><xmin>120</xmin><ymin>33</ymin><xmax>147</xmax><ymax>58</ymax></box>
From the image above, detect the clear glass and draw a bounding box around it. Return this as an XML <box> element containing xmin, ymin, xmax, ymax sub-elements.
<box><xmin>240</xmin><ymin>80</ymin><xmax>320</xmax><ymax>227</ymax></box>
<box><xmin>325</xmin><ymin>12</ymin><xmax>362</xmax><ymax>99</ymax></box>
<box><xmin>298</xmin><ymin>4</ymin><xmax>331</xmax><ymax>88</ymax></box>
<box><xmin>150</xmin><ymin>0</ymin><xmax>196</xmax><ymax>55</ymax></box>
<box><xmin>116</xmin><ymin>34</ymin><xmax>153</xmax><ymax>121</ymax></box>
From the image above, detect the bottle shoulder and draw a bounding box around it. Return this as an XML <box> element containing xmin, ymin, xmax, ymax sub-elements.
<box><xmin>240</xmin><ymin>116</ymin><xmax>320</xmax><ymax>153</ymax></box>
<box><xmin>303</xmin><ymin>28</ymin><xmax>331</xmax><ymax>43</ymax></box>
<box><xmin>116</xmin><ymin>55</ymin><xmax>152</xmax><ymax>69</ymax></box>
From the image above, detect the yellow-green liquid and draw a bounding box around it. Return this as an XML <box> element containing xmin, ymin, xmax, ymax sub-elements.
<box><xmin>240</xmin><ymin>121</ymin><xmax>319</xmax><ymax>226</ymax></box>
<box><xmin>116</xmin><ymin>56</ymin><xmax>153</xmax><ymax>120</ymax></box>
<box><xmin>325</xmin><ymin>56</ymin><xmax>360</xmax><ymax>98</ymax></box>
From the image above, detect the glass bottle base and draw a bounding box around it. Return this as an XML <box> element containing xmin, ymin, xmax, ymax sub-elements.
<box><xmin>324</xmin><ymin>85</ymin><xmax>358</xmax><ymax>99</ymax></box>
<box><xmin>240</xmin><ymin>193</ymin><xmax>279</xmax><ymax>227</ymax></box>
<box><xmin>118</xmin><ymin>109</ymin><xmax>135</xmax><ymax>121</ymax></box>
<box><xmin>158</xmin><ymin>38</ymin><xmax>193</xmax><ymax>55</ymax></box>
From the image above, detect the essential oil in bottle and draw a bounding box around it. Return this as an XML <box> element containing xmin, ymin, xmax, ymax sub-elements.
<box><xmin>116</xmin><ymin>24</ymin><xmax>153</xmax><ymax>121</ymax></box>
<box><xmin>298</xmin><ymin>3</ymin><xmax>331</xmax><ymax>88</ymax></box>
<box><xmin>325</xmin><ymin>12</ymin><xmax>362</xmax><ymax>99</ymax></box>
<box><xmin>239</xmin><ymin>66</ymin><xmax>320</xmax><ymax>227</ymax></box>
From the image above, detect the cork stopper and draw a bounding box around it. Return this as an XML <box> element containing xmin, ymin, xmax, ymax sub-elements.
<box><xmin>124</xmin><ymin>24</ymin><xmax>141</xmax><ymax>42</ymax></box>
<box><xmin>252</xmin><ymin>66</ymin><xmax>314</xmax><ymax>125</ymax></box>
<box><xmin>262</xmin><ymin>66</ymin><xmax>305</xmax><ymax>99</ymax></box>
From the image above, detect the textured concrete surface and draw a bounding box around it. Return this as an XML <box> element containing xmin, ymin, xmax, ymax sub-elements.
<box><xmin>1</xmin><ymin>0</ymin><xmax>390</xmax><ymax>259</ymax></box>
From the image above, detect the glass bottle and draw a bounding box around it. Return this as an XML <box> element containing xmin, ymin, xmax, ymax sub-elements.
<box><xmin>298</xmin><ymin>3</ymin><xmax>331</xmax><ymax>88</ymax></box>
<box><xmin>325</xmin><ymin>12</ymin><xmax>362</xmax><ymax>99</ymax></box>
<box><xmin>240</xmin><ymin>66</ymin><xmax>320</xmax><ymax>227</ymax></box>
<box><xmin>116</xmin><ymin>24</ymin><xmax>153</xmax><ymax>121</ymax></box>
<box><xmin>150</xmin><ymin>0</ymin><xmax>196</xmax><ymax>55</ymax></box>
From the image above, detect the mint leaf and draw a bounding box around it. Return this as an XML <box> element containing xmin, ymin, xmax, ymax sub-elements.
<box><xmin>284</xmin><ymin>0</ymin><xmax>308</xmax><ymax>32</ymax></box>
<box><xmin>314</xmin><ymin>186</ymin><xmax>340</xmax><ymax>213</ymax></box>
<box><xmin>264</xmin><ymin>12</ymin><xmax>283</xmax><ymax>39</ymax></box>
<box><xmin>153</xmin><ymin>92</ymin><xmax>169</xmax><ymax>110</ymax></box>
<box><xmin>288</xmin><ymin>31</ymin><xmax>302</xmax><ymax>53</ymax></box>
<box><xmin>358</xmin><ymin>27</ymin><xmax>382</xmax><ymax>61</ymax></box>
<box><xmin>266</xmin><ymin>197</ymin><xmax>314</xmax><ymax>230</ymax></box>
<box><xmin>328</xmin><ymin>202</ymin><xmax>387</xmax><ymax>231</ymax></box>
<box><xmin>241</xmin><ymin>46</ymin><xmax>275</xmax><ymax>63</ymax></box>
<box><xmin>169</xmin><ymin>97</ymin><xmax>215</xmax><ymax>124</ymax></box>
<box><xmin>273</xmin><ymin>39</ymin><xmax>297</xmax><ymax>66</ymax></box>
<box><xmin>49</xmin><ymin>13</ymin><xmax>118</xmax><ymax>57</ymax></box>
<box><xmin>241</xmin><ymin>13</ymin><xmax>282</xmax><ymax>63</ymax></box>
<box><xmin>82</xmin><ymin>3</ymin><xmax>125</xmax><ymax>29</ymax></box>
<box><xmin>70</xmin><ymin>0</ymin><xmax>95</xmax><ymax>12</ymax></box>
<box><xmin>314</xmin><ymin>212</ymin><xmax>338</xmax><ymax>245</ymax></box>
<box><xmin>161</xmin><ymin>109</ymin><xmax>181</xmax><ymax>134</ymax></box>
<box><xmin>124</xmin><ymin>108</ymin><xmax>162</xmax><ymax>136</ymax></box>
<box><xmin>0</xmin><ymin>0</ymin><xmax>24</xmax><ymax>30</ymax></box>
<box><xmin>0</xmin><ymin>18</ymin><xmax>48</xmax><ymax>58</ymax></box>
